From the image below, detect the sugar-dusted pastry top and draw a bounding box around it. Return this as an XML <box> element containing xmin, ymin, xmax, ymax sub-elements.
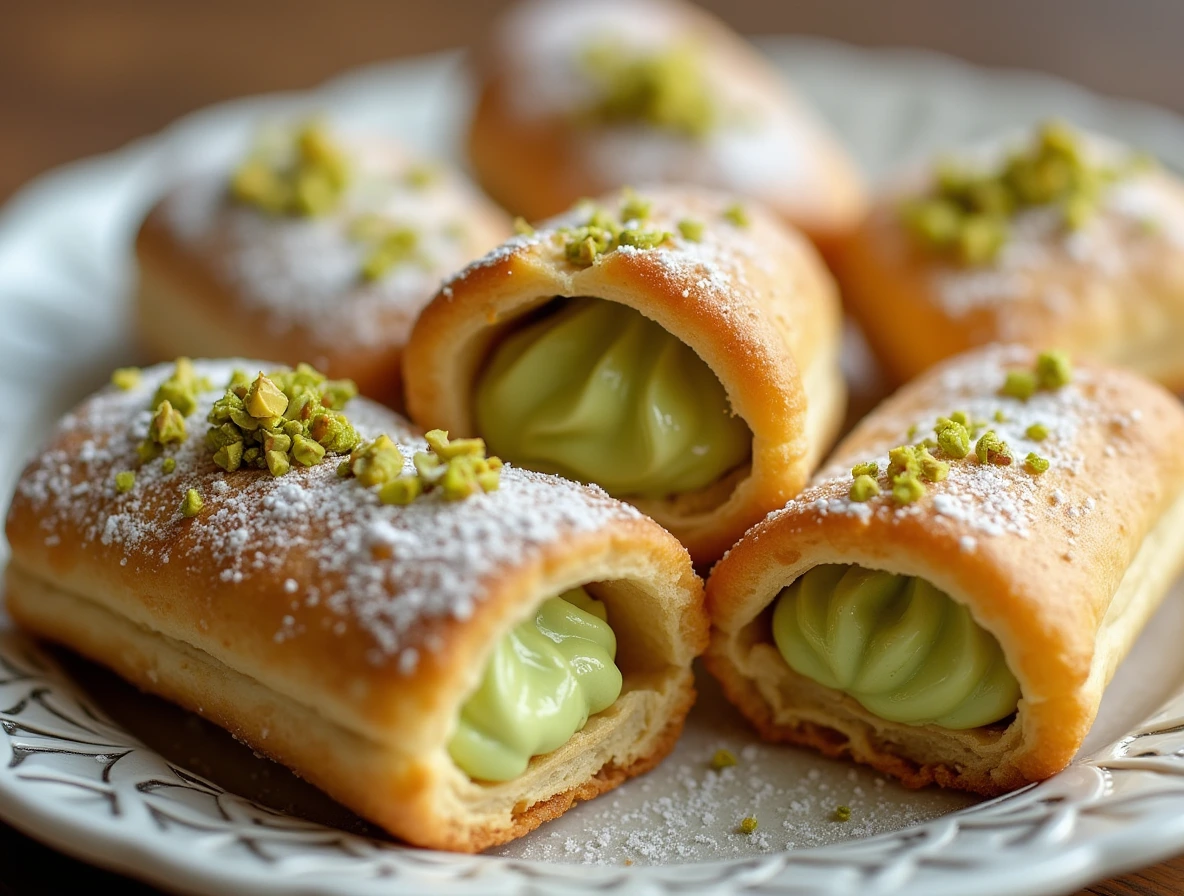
<box><xmin>477</xmin><ymin>0</ymin><xmax>859</xmax><ymax>223</ymax></box>
<box><xmin>760</xmin><ymin>344</ymin><xmax>1145</xmax><ymax>549</ymax></box>
<box><xmin>9</xmin><ymin>361</ymin><xmax>644</xmax><ymax>681</ymax></box>
<box><xmin>144</xmin><ymin>132</ymin><xmax>507</xmax><ymax>349</ymax></box>
<box><xmin>867</xmin><ymin>129</ymin><xmax>1184</xmax><ymax>336</ymax></box>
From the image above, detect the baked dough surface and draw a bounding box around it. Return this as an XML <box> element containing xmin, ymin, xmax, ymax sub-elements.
<box><xmin>403</xmin><ymin>185</ymin><xmax>846</xmax><ymax>564</ymax></box>
<box><xmin>5</xmin><ymin>360</ymin><xmax>707</xmax><ymax>850</ymax></box>
<box><xmin>706</xmin><ymin>345</ymin><xmax>1184</xmax><ymax>794</ymax></box>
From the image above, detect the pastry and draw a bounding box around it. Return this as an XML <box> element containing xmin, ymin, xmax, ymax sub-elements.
<box><xmin>704</xmin><ymin>344</ymin><xmax>1184</xmax><ymax>795</ymax></box>
<box><xmin>5</xmin><ymin>359</ymin><xmax>707</xmax><ymax>851</ymax></box>
<box><xmin>135</xmin><ymin>121</ymin><xmax>511</xmax><ymax>408</ymax></box>
<box><xmin>402</xmin><ymin>185</ymin><xmax>846</xmax><ymax>565</ymax></box>
<box><xmin>467</xmin><ymin>0</ymin><xmax>866</xmax><ymax>256</ymax></box>
<box><xmin>839</xmin><ymin>120</ymin><xmax>1184</xmax><ymax>389</ymax></box>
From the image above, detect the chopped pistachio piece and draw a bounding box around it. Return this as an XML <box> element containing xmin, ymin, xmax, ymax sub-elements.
<box><xmin>1000</xmin><ymin>370</ymin><xmax>1037</xmax><ymax>401</ymax></box>
<box><xmin>618</xmin><ymin>228</ymin><xmax>670</xmax><ymax>250</ymax></box>
<box><xmin>677</xmin><ymin>218</ymin><xmax>705</xmax><ymax>242</ymax></box>
<box><xmin>580</xmin><ymin>41</ymin><xmax>715</xmax><ymax>138</ymax></box>
<box><xmin>425</xmin><ymin>430</ymin><xmax>484</xmax><ymax>460</ymax></box>
<box><xmin>916</xmin><ymin>447</ymin><xmax>949</xmax><ymax>483</ymax></box>
<box><xmin>887</xmin><ymin>445</ymin><xmax>921</xmax><ymax>479</ymax></box>
<box><xmin>723</xmin><ymin>203</ymin><xmax>750</xmax><ymax>228</ymax></box>
<box><xmin>231</xmin><ymin>120</ymin><xmax>351</xmax><ymax>218</ymax></box>
<box><xmin>148</xmin><ymin>400</ymin><xmax>187</xmax><ymax>446</ymax></box>
<box><xmin>891</xmin><ymin>473</ymin><xmax>926</xmax><ymax>505</ymax></box>
<box><xmin>153</xmin><ymin>357</ymin><xmax>210</xmax><ymax>418</ymax></box>
<box><xmin>935</xmin><ymin>419</ymin><xmax>971</xmax><ymax>458</ymax></box>
<box><xmin>850</xmin><ymin>474</ymin><xmax>881</xmax><ymax>502</ymax></box>
<box><xmin>1035</xmin><ymin>350</ymin><xmax>1073</xmax><ymax>389</ymax></box>
<box><xmin>111</xmin><ymin>367</ymin><xmax>141</xmax><ymax>391</ymax></box>
<box><xmin>180</xmin><ymin>488</ymin><xmax>204</xmax><ymax>518</ymax></box>
<box><xmin>710</xmin><ymin>748</ymin><xmax>737</xmax><ymax>771</ymax></box>
<box><xmin>975</xmin><ymin>430</ymin><xmax>1014</xmax><ymax>466</ymax></box>
<box><xmin>620</xmin><ymin>189</ymin><xmax>652</xmax><ymax>221</ymax></box>
<box><xmin>851</xmin><ymin>461</ymin><xmax>879</xmax><ymax>478</ymax></box>
<box><xmin>348</xmin><ymin>435</ymin><xmax>405</xmax><ymax>487</ymax></box>
<box><xmin>379</xmin><ymin>475</ymin><xmax>423</xmax><ymax>505</ymax></box>
<box><xmin>291</xmin><ymin>434</ymin><xmax>327</xmax><ymax>467</ymax></box>
<box><xmin>213</xmin><ymin>441</ymin><xmax>244</xmax><ymax>472</ymax></box>
<box><xmin>738</xmin><ymin>817</ymin><xmax>758</xmax><ymax>835</ymax></box>
<box><xmin>834</xmin><ymin>805</ymin><xmax>852</xmax><ymax>823</ymax></box>
<box><xmin>993</xmin><ymin>409</ymin><xmax>1008</xmax><ymax>423</ymax></box>
<box><xmin>114</xmin><ymin>471</ymin><xmax>135</xmax><ymax>494</ymax></box>
<box><xmin>245</xmin><ymin>373</ymin><xmax>289</xmax><ymax>419</ymax></box>
<box><xmin>1026</xmin><ymin>423</ymin><xmax>1050</xmax><ymax>441</ymax></box>
<box><xmin>1025</xmin><ymin>452</ymin><xmax>1051</xmax><ymax>474</ymax></box>
<box><xmin>161</xmin><ymin>457</ymin><xmax>176</xmax><ymax>474</ymax></box>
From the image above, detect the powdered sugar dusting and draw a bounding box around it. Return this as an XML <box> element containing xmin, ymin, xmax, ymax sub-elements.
<box><xmin>158</xmin><ymin>135</ymin><xmax>504</xmax><ymax>348</ymax></box>
<box><xmin>15</xmin><ymin>360</ymin><xmax>641</xmax><ymax>672</ymax></box>
<box><xmin>764</xmin><ymin>345</ymin><xmax>1134</xmax><ymax>544</ymax></box>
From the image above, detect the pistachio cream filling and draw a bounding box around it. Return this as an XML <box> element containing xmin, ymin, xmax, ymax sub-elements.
<box><xmin>474</xmin><ymin>298</ymin><xmax>751</xmax><ymax>498</ymax></box>
<box><xmin>771</xmin><ymin>565</ymin><xmax>1020</xmax><ymax>729</ymax></box>
<box><xmin>449</xmin><ymin>587</ymin><xmax>622</xmax><ymax>782</ymax></box>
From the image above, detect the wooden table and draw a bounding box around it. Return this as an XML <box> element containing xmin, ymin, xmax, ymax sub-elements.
<box><xmin>2</xmin><ymin>3</ymin><xmax>1183</xmax><ymax>893</ymax></box>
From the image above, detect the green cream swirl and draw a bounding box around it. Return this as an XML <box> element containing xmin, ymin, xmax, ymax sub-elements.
<box><xmin>474</xmin><ymin>298</ymin><xmax>751</xmax><ymax>498</ymax></box>
<box><xmin>449</xmin><ymin>587</ymin><xmax>622</xmax><ymax>782</ymax></box>
<box><xmin>771</xmin><ymin>565</ymin><xmax>1020</xmax><ymax>729</ymax></box>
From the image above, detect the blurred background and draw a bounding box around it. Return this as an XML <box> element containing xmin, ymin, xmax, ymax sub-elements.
<box><xmin>4</xmin><ymin>0</ymin><xmax>1184</xmax><ymax>202</ymax></box>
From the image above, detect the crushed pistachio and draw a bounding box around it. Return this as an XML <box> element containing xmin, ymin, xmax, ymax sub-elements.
<box><xmin>580</xmin><ymin>40</ymin><xmax>715</xmax><ymax>138</ymax></box>
<box><xmin>355</xmin><ymin>222</ymin><xmax>424</xmax><ymax>281</ymax></box>
<box><xmin>892</xmin><ymin>473</ymin><xmax>925</xmax><ymax>505</ymax></box>
<box><xmin>513</xmin><ymin>216</ymin><xmax>535</xmax><ymax>236</ymax></box>
<box><xmin>677</xmin><ymin>218</ymin><xmax>705</xmax><ymax>241</ymax></box>
<box><xmin>849</xmin><ymin>474</ymin><xmax>881</xmax><ymax>502</ymax></box>
<box><xmin>1000</xmin><ymin>370</ymin><xmax>1037</xmax><ymax>401</ymax></box>
<box><xmin>1036</xmin><ymin>350</ymin><xmax>1073</xmax><ymax>389</ymax></box>
<box><xmin>916</xmin><ymin>447</ymin><xmax>949</xmax><ymax>483</ymax></box>
<box><xmin>710</xmin><ymin>749</ymin><xmax>737</xmax><ymax>771</ymax></box>
<box><xmin>556</xmin><ymin>197</ymin><xmax>670</xmax><ymax>267</ymax></box>
<box><xmin>723</xmin><ymin>203</ymin><xmax>750</xmax><ymax>228</ymax></box>
<box><xmin>935</xmin><ymin>419</ymin><xmax>971</xmax><ymax>458</ymax></box>
<box><xmin>230</xmin><ymin>120</ymin><xmax>350</xmax><ymax>217</ymax></box>
<box><xmin>834</xmin><ymin>805</ymin><xmax>852</xmax><ymax>823</ymax></box>
<box><xmin>887</xmin><ymin>445</ymin><xmax>920</xmax><ymax>479</ymax></box>
<box><xmin>851</xmin><ymin>461</ymin><xmax>879</xmax><ymax>478</ymax></box>
<box><xmin>738</xmin><ymin>817</ymin><xmax>758</xmax><ymax>835</ymax></box>
<box><xmin>1025</xmin><ymin>452</ymin><xmax>1051</xmax><ymax>474</ymax></box>
<box><xmin>114</xmin><ymin>471</ymin><xmax>135</xmax><ymax>494</ymax></box>
<box><xmin>1026</xmin><ymin>423</ymin><xmax>1050</xmax><ymax>441</ymax></box>
<box><xmin>148</xmin><ymin>400</ymin><xmax>187</xmax><ymax>446</ymax></box>
<box><xmin>975</xmin><ymin>430</ymin><xmax>1014</xmax><ymax>466</ymax></box>
<box><xmin>379</xmin><ymin>475</ymin><xmax>423</xmax><ymax>506</ymax></box>
<box><xmin>620</xmin><ymin>188</ymin><xmax>651</xmax><ymax>221</ymax></box>
<box><xmin>994</xmin><ymin>409</ymin><xmax>1008</xmax><ymax>423</ymax></box>
<box><xmin>152</xmin><ymin>357</ymin><xmax>211</xmax><ymax>418</ymax></box>
<box><xmin>207</xmin><ymin>363</ymin><xmax>360</xmax><ymax>476</ymax></box>
<box><xmin>348</xmin><ymin>435</ymin><xmax>405</xmax><ymax>487</ymax></box>
<box><xmin>161</xmin><ymin>457</ymin><xmax>176</xmax><ymax>474</ymax></box>
<box><xmin>901</xmin><ymin>119</ymin><xmax>1148</xmax><ymax>264</ymax></box>
<box><xmin>180</xmin><ymin>488</ymin><xmax>204</xmax><ymax>518</ymax></box>
<box><xmin>111</xmin><ymin>367</ymin><xmax>141</xmax><ymax>391</ymax></box>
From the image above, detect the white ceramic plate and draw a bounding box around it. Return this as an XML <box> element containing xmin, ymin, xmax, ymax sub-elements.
<box><xmin>4</xmin><ymin>37</ymin><xmax>1184</xmax><ymax>896</ymax></box>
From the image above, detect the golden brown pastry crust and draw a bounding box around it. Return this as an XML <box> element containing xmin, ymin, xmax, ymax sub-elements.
<box><xmin>467</xmin><ymin>0</ymin><xmax>866</xmax><ymax>256</ymax></box>
<box><xmin>5</xmin><ymin>360</ymin><xmax>707</xmax><ymax>851</ymax></box>
<box><xmin>402</xmin><ymin>185</ymin><xmax>846</xmax><ymax>565</ymax></box>
<box><xmin>135</xmin><ymin>138</ymin><xmax>510</xmax><ymax>408</ymax></box>
<box><xmin>838</xmin><ymin>140</ymin><xmax>1184</xmax><ymax>390</ymax></box>
<box><xmin>705</xmin><ymin>345</ymin><xmax>1184</xmax><ymax>795</ymax></box>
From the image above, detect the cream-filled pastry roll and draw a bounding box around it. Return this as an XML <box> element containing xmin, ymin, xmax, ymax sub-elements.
<box><xmin>135</xmin><ymin>121</ymin><xmax>511</xmax><ymax>407</ymax></box>
<box><xmin>402</xmin><ymin>185</ymin><xmax>846</xmax><ymax>565</ymax></box>
<box><xmin>467</xmin><ymin>0</ymin><xmax>866</xmax><ymax>255</ymax></box>
<box><xmin>839</xmin><ymin>120</ymin><xmax>1184</xmax><ymax>389</ymax></box>
<box><xmin>705</xmin><ymin>344</ymin><xmax>1184</xmax><ymax>795</ymax></box>
<box><xmin>5</xmin><ymin>359</ymin><xmax>706</xmax><ymax>852</ymax></box>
